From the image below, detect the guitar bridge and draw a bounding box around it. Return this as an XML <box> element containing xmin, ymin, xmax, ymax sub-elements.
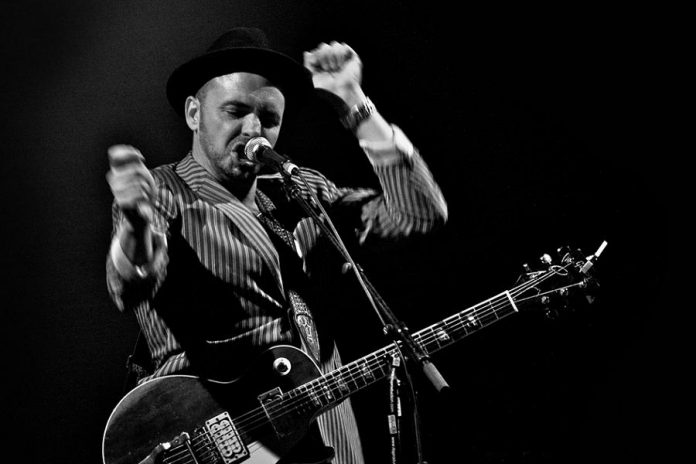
<box><xmin>205</xmin><ymin>412</ymin><xmax>249</xmax><ymax>463</ymax></box>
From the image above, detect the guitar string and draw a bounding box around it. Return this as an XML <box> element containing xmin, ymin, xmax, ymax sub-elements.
<box><xmin>228</xmin><ymin>271</ymin><xmax>563</xmax><ymax>451</ymax></box>
<box><xmin>161</xmin><ymin>429</ymin><xmax>222</xmax><ymax>464</ymax></box>
<box><xmin>172</xmin><ymin>264</ymin><xmax>569</xmax><ymax>459</ymax></box>
<box><xmin>165</xmin><ymin>435</ymin><xmax>251</xmax><ymax>464</ymax></box>
<box><xmin>231</xmin><ymin>263</ymin><xmax>572</xmax><ymax>434</ymax></box>
<box><xmin>172</xmin><ymin>264</ymin><xmax>570</xmax><ymax>456</ymax></box>
<box><xmin>514</xmin><ymin>281</ymin><xmax>586</xmax><ymax>304</ymax></box>
<box><xmin>183</xmin><ymin>301</ymin><xmax>499</xmax><ymax>449</ymax></box>
<box><xmin>232</xmin><ymin>265</ymin><xmax>562</xmax><ymax>420</ymax></box>
<box><xmin>164</xmin><ymin>439</ymin><xmax>270</xmax><ymax>464</ymax></box>
<box><xmin>162</xmin><ymin>442</ymin><xmax>217</xmax><ymax>464</ymax></box>
<box><xmin>169</xmin><ymin>314</ymin><xmax>484</xmax><ymax>458</ymax></box>
<box><xmin>163</xmin><ymin>429</ymin><xmax>278</xmax><ymax>464</ymax></box>
<box><xmin>161</xmin><ymin>432</ymin><xmax>281</xmax><ymax>464</ymax></box>
<box><xmin>165</xmin><ymin>264</ymin><xmax>572</xmax><ymax>457</ymax></box>
<box><xmin>164</xmin><ymin>286</ymin><xmax>565</xmax><ymax>464</ymax></box>
<box><xmin>163</xmin><ymin>450</ymin><xmax>214</xmax><ymax>464</ymax></box>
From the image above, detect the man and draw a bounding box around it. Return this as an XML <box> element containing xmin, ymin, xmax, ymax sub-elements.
<box><xmin>106</xmin><ymin>27</ymin><xmax>447</xmax><ymax>463</ymax></box>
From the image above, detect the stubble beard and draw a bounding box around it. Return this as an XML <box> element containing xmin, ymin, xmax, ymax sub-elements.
<box><xmin>198</xmin><ymin>126</ymin><xmax>258</xmax><ymax>189</ymax></box>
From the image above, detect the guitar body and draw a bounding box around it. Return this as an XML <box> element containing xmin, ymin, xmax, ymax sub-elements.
<box><xmin>103</xmin><ymin>345</ymin><xmax>332</xmax><ymax>464</ymax></box>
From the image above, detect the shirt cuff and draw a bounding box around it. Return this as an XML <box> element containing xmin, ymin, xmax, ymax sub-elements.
<box><xmin>359</xmin><ymin>124</ymin><xmax>415</xmax><ymax>167</ymax></box>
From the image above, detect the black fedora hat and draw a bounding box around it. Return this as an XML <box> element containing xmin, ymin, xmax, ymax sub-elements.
<box><xmin>166</xmin><ymin>27</ymin><xmax>313</xmax><ymax>117</ymax></box>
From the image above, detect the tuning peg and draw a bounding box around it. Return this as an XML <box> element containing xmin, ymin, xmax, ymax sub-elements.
<box><xmin>517</xmin><ymin>262</ymin><xmax>546</xmax><ymax>284</ymax></box>
<box><xmin>580</xmin><ymin>240</ymin><xmax>608</xmax><ymax>275</ymax></box>
<box><xmin>540</xmin><ymin>253</ymin><xmax>552</xmax><ymax>265</ymax></box>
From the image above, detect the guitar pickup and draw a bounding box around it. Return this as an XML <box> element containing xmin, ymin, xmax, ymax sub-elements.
<box><xmin>205</xmin><ymin>412</ymin><xmax>249</xmax><ymax>463</ymax></box>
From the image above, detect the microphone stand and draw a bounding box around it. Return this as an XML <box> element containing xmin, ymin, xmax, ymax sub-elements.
<box><xmin>388</xmin><ymin>352</ymin><xmax>402</xmax><ymax>464</ymax></box>
<box><xmin>281</xmin><ymin>168</ymin><xmax>448</xmax><ymax>464</ymax></box>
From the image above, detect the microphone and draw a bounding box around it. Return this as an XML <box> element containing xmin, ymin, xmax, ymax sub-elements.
<box><xmin>244</xmin><ymin>137</ymin><xmax>299</xmax><ymax>175</ymax></box>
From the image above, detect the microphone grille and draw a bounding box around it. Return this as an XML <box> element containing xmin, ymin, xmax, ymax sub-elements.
<box><xmin>244</xmin><ymin>137</ymin><xmax>272</xmax><ymax>161</ymax></box>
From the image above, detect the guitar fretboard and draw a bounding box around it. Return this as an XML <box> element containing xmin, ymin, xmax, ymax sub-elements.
<box><xmin>284</xmin><ymin>291</ymin><xmax>519</xmax><ymax>414</ymax></box>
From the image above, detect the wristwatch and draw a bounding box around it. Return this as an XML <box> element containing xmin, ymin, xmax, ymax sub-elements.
<box><xmin>341</xmin><ymin>97</ymin><xmax>376</xmax><ymax>132</ymax></box>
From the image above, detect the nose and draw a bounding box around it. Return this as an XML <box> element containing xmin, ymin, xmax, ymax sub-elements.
<box><xmin>241</xmin><ymin>113</ymin><xmax>262</xmax><ymax>138</ymax></box>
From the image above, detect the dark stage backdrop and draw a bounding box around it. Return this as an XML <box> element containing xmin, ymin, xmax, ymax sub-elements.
<box><xmin>1</xmin><ymin>1</ymin><xmax>666</xmax><ymax>463</ymax></box>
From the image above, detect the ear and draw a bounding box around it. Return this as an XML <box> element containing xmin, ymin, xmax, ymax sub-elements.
<box><xmin>184</xmin><ymin>96</ymin><xmax>200</xmax><ymax>131</ymax></box>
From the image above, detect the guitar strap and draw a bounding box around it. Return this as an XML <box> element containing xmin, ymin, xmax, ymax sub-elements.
<box><xmin>122</xmin><ymin>329</ymin><xmax>153</xmax><ymax>393</ymax></box>
<box><xmin>256</xmin><ymin>190</ymin><xmax>322</xmax><ymax>365</ymax></box>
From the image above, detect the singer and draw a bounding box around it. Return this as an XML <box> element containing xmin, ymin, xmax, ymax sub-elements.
<box><xmin>105</xmin><ymin>27</ymin><xmax>447</xmax><ymax>464</ymax></box>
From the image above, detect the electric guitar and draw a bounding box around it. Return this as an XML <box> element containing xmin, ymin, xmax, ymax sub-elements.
<box><xmin>102</xmin><ymin>242</ymin><xmax>606</xmax><ymax>464</ymax></box>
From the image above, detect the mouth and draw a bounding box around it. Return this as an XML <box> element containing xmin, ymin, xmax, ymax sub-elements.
<box><xmin>229</xmin><ymin>141</ymin><xmax>253</xmax><ymax>163</ymax></box>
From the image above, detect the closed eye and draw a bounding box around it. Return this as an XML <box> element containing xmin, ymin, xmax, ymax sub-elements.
<box><xmin>219</xmin><ymin>102</ymin><xmax>281</xmax><ymax>127</ymax></box>
<box><xmin>222</xmin><ymin>105</ymin><xmax>249</xmax><ymax>119</ymax></box>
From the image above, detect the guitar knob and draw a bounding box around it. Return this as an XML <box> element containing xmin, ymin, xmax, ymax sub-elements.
<box><xmin>273</xmin><ymin>357</ymin><xmax>292</xmax><ymax>376</ymax></box>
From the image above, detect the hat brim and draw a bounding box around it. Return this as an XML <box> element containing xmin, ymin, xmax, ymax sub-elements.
<box><xmin>166</xmin><ymin>47</ymin><xmax>314</xmax><ymax>117</ymax></box>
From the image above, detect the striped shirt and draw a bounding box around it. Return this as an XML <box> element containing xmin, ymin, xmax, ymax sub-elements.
<box><xmin>106</xmin><ymin>126</ymin><xmax>447</xmax><ymax>463</ymax></box>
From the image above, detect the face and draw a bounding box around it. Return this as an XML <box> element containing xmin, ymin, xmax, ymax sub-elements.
<box><xmin>187</xmin><ymin>72</ymin><xmax>285</xmax><ymax>185</ymax></box>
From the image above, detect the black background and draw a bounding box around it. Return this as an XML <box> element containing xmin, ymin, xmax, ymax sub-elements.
<box><xmin>1</xmin><ymin>1</ymin><xmax>668</xmax><ymax>463</ymax></box>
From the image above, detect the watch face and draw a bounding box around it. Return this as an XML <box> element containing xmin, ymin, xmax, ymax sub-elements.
<box><xmin>342</xmin><ymin>98</ymin><xmax>375</xmax><ymax>130</ymax></box>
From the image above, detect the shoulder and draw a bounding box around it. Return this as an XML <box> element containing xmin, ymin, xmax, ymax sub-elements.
<box><xmin>148</xmin><ymin>162</ymin><xmax>185</xmax><ymax>219</ymax></box>
<box><xmin>151</xmin><ymin>161</ymin><xmax>181</xmax><ymax>187</ymax></box>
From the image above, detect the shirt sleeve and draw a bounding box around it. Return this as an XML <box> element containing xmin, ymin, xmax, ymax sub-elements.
<box><xmin>359</xmin><ymin>124</ymin><xmax>416</xmax><ymax>166</ymax></box>
<box><xmin>105</xmin><ymin>173</ymin><xmax>175</xmax><ymax>312</ymax></box>
<box><xmin>292</xmin><ymin>124</ymin><xmax>448</xmax><ymax>246</ymax></box>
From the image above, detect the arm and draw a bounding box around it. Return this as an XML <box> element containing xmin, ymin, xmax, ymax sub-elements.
<box><xmin>304</xmin><ymin>42</ymin><xmax>393</xmax><ymax>146</ymax></box>
<box><xmin>105</xmin><ymin>145</ymin><xmax>171</xmax><ymax>311</ymax></box>
<box><xmin>301</xmin><ymin>42</ymin><xmax>448</xmax><ymax>240</ymax></box>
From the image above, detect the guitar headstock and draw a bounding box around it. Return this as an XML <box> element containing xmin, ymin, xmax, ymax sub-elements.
<box><xmin>513</xmin><ymin>241</ymin><xmax>607</xmax><ymax>318</ymax></box>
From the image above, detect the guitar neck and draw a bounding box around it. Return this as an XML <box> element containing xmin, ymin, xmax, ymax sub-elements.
<box><xmin>414</xmin><ymin>290</ymin><xmax>519</xmax><ymax>356</ymax></box>
<box><xmin>297</xmin><ymin>290</ymin><xmax>519</xmax><ymax>412</ymax></box>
